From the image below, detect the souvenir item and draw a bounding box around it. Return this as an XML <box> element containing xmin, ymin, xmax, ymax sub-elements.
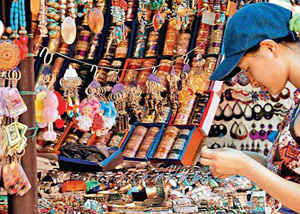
<box><xmin>46</xmin><ymin>0</ymin><xmax>60</xmax><ymax>38</ymax></box>
<box><xmin>136</xmin><ymin>127</ymin><xmax>160</xmax><ymax>158</ymax></box>
<box><xmin>143</xmin><ymin>73</ymin><xmax>166</xmax><ymax>122</ymax></box>
<box><xmin>42</xmin><ymin>91</ymin><xmax>59</xmax><ymax>141</ymax></box>
<box><xmin>0</xmin><ymin>40</ymin><xmax>20</xmax><ymax>72</ymax></box>
<box><xmin>127</xmin><ymin>83</ymin><xmax>144</xmax><ymax>121</ymax></box>
<box><xmin>61</xmin><ymin>17</ymin><xmax>76</xmax><ymax>45</ymax></box>
<box><xmin>88</xmin><ymin>7</ymin><xmax>104</xmax><ymax>34</ymax></box>
<box><xmin>60</xmin><ymin>65</ymin><xmax>82</xmax><ymax>118</ymax></box>
<box><xmin>167</xmin><ymin>67</ymin><xmax>180</xmax><ymax>116</ymax></box>
<box><xmin>38</xmin><ymin>0</ymin><xmax>48</xmax><ymax>37</ymax></box>
<box><xmin>192</xmin><ymin>55</ymin><xmax>207</xmax><ymax>94</ymax></box>
<box><xmin>123</xmin><ymin>126</ymin><xmax>148</xmax><ymax>157</ymax></box>
<box><xmin>109</xmin><ymin>83</ymin><xmax>129</xmax><ymax>133</ymax></box>
<box><xmin>111</xmin><ymin>0</ymin><xmax>127</xmax><ymax>44</ymax></box>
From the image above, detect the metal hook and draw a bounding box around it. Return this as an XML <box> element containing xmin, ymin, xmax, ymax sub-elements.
<box><xmin>183</xmin><ymin>54</ymin><xmax>189</xmax><ymax>64</ymax></box>
<box><xmin>90</xmin><ymin>64</ymin><xmax>98</xmax><ymax>73</ymax></box>
<box><xmin>152</xmin><ymin>66</ymin><xmax>157</xmax><ymax>74</ymax></box>
<box><xmin>39</xmin><ymin>47</ymin><xmax>49</xmax><ymax>58</ymax></box>
<box><xmin>44</xmin><ymin>52</ymin><xmax>54</xmax><ymax>66</ymax></box>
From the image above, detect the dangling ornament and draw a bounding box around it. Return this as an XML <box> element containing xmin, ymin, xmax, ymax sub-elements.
<box><xmin>178</xmin><ymin>55</ymin><xmax>193</xmax><ymax>103</ymax></box>
<box><xmin>144</xmin><ymin>72</ymin><xmax>166</xmax><ymax>121</ymax></box>
<box><xmin>61</xmin><ymin>16</ymin><xmax>77</xmax><ymax>44</ymax></box>
<box><xmin>88</xmin><ymin>7</ymin><xmax>104</xmax><ymax>34</ymax></box>
<box><xmin>127</xmin><ymin>81</ymin><xmax>144</xmax><ymax>121</ymax></box>
<box><xmin>109</xmin><ymin>83</ymin><xmax>129</xmax><ymax>133</ymax></box>
<box><xmin>111</xmin><ymin>0</ymin><xmax>127</xmax><ymax>44</ymax></box>
<box><xmin>192</xmin><ymin>54</ymin><xmax>207</xmax><ymax>94</ymax></box>
<box><xmin>46</xmin><ymin>0</ymin><xmax>60</xmax><ymax>38</ymax></box>
<box><xmin>38</xmin><ymin>0</ymin><xmax>48</xmax><ymax>37</ymax></box>
<box><xmin>167</xmin><ymin>66</ymin><xmax>180</xmax><ymax>116</ymax></box>
<box><xmin>152</xmin><ymin>13</ymin><xmax>164</xmax><ymax>30</ymax></box>
<box><xmin>42</xmin><ymin>91</ymin><xmax>59</xmax><ymax>141</ymax></box>
<box><xmin>60</xmin><ymin>65</ymin><xmax>82</xmax><ymax>118</ymax></box>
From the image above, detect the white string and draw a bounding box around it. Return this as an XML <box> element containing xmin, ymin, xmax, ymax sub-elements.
<box><xmin>34</xmin><ymin>30</ymin><xmax>219</xmax><ymax>72</ymax></box>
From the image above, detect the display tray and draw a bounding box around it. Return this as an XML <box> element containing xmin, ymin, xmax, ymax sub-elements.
<box><xmin>58</xmin><ymin>147</ymin><xmax>123</xmax><ymax>172</ymax></box>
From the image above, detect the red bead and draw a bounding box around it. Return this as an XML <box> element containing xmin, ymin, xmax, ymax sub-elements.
<box><xmin>20</xmin><ymin>35</ymin><xmax>29</xmax><ymax>45</ymax></box>
<box><xmin>21</xmin><ymin>45</ymin><xmax>28</xmax><ymax>60</ymax></box>
<box><xmin>216</xmin><ymin>13</ymin><xmax>221</xmax><ymax>20</ymax></box>
<box><xmin>55</xmin><ymin>119</ymin><xmax>64</xmax><ymax>129</ymax></box>
<box><xmin>14</xmin><ymin>39</ymin><xmax>22</xmax><ymax>49</ymax></box>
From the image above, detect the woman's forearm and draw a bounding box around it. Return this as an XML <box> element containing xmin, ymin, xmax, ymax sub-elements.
<box><xmin>242</xmin><ymin>151</ymin><xmax>268</xmax><ymax>166</ymax></box>
<box><xmin>242</xmin><ymin>157</ymin><xmax>300</xmax><ymax>213</ymax></box>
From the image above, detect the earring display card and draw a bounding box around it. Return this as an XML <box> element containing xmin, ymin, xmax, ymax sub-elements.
<box><xmin>205</xmin><ymin>76</ymin><xmax>295</xmax><ymax>156</ymax></box>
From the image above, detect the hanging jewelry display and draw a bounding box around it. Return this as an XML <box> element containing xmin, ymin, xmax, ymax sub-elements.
<box><xmin>46</xmin><ymin>0</ymin><xmax>60</xmax><ymax>38</ymax></box>
<box><xmin>109</xmin><ymin>83</ymin><xmax>129</xmax><ymax>133</ymax></box>
<box><xmin>6</xmin><ymin>0</ymin><xmax>29</xmax><ymax>60</ymax></box>
<box><xmin>178</xmin><ymin>56</ymin><xmax>193</xmax><ymax>104</ymax></box>
<box><xmin>111</xmin><ymin>0</ymin><xmax>127</xmax><ymax>44</ymax></box>
<box><xmin>127</xmin><ymin>82</ymin><xmax>144</xmax><ymax>121</ymax></box>
<box><xmin>59</xmin><ymin>65</ymin><xmax>82</xmax><ymax>118</ymax></box>
<box><xmin>167</xmin><ymin>67</ymin><xmax>180</xmax><ymax>116</ymax></box>
<box><xmin>192</xmin><ymin>54</ymin><xmax>208</xmax><ymax>94</ymax></box>
<box><xmin>81</xmin><ymin>0</ymin><xmax>94</xmax><ymax>26</ymax></box>
<box><xmin>67</xmin><ymin>0</ymin><xmax>78</xmax><ymax>19</ymax></box>
<box><xmin>38</xmin><ymin>0</ymin><xmax>48</xmax><ymax>37</ymax></box>
<box><xmin>59</xmin><ymin>0</ymin><xmax>67</xmax><ymax>22</ymax></box>
<box><xmin>143</xmin><ymin>72</ymin><xmax>166</xmax><ymax>123</ymax></box>
<box><xmin>87</xmin><ymin>67</ymin><xmax>107</xmax><ymax>102</ymax></box>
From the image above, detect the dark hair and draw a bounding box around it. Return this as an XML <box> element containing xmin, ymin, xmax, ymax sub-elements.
<box><xmin>245</xmin><ymin>33</ymin><xmax>299</xmax><ymax>54</ymax></box>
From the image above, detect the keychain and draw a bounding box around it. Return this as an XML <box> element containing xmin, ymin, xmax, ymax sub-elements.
<box><xmin>60</xmin><ymin>65</ymin><xmax>82</xmax><ymax>118</ymax></box>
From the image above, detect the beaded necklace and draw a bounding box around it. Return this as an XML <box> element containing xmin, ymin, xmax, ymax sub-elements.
<box><xmin>6</xmin><ymin>0</ymin><xmax>28</xmax><ymax>61</ymax></box>
<box><xmin>111</xmin><ymin>0</ymin><xmax>127</xmax><ymax>44</ymax></box>
<box><xmin>9</xmin><ymin>0</ymin><xmax>27</xmax><ymax>39</ymax></box>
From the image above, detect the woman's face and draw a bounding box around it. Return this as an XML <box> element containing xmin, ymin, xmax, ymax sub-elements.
<box><xmin>237</xmin><ymin>40</ymin><xmax>289</xmax><ymax>95</ymax></box>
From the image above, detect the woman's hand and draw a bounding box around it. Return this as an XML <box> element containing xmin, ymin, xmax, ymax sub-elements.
<box><xmin>200</xmin><ymin>146</ymin><xmax>251</xmax><ymax>178</ymax></box>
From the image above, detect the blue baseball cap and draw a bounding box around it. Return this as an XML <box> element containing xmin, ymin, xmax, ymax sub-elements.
<box><xmin>210</xmin><ymin>2</ymin><xmax>295</xmax><ymax>81</ymax></box>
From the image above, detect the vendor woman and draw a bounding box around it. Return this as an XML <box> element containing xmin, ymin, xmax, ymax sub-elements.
<box><xmin>200</xmin><ymin>2</ymin><xmax>300</xmax><ymax>214</ymax></box>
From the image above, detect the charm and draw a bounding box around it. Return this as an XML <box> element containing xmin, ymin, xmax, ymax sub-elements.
<box><xmin>88</xmin><ymin>7</ymin><xmax>104</xmax><ymax>34</ymax></box>
<box><xmin>167</xmin><ymin>67</ymin><xmax>180</xmax><ymax>116</ymax></box>
<box><xmin>127</xmin><ymin>81</ymin><xmax>144</xmax><ymax>121</ymax></box>
<box><xmin>109</xmin><ymin>83</ymin><xmax>129</xmax><ymax>133</ymax></box>
<box><xmin>0</xmin><ymin>40</ymin><xmax>20</xmax><ymax>71</ymax></box>
<box><xmin>61</xmin><ymin>16</ymin><xmax>76</xmax><ymax>44</ymax></box>
<box><xmin>144</xmin><ymin>72</ymin><xmax>166</xmax><ymax>121</ymax></box>
<box><xmin>152</xmin><ymin>13</ymin><xmax>164</xmax><ymax>31</ymax></box>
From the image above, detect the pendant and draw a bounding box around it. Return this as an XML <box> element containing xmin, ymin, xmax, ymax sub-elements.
<box><xmin>153</xmin><ymin>13</ymin><xmax>164</xmax><ymax>31</ymax></box>
<box><xmin>0</xmin><ymin>40</ymin><xmax>20</xmax><ymax>71</ymax></box>
<box><xmin>61</xmin><ymin>16</ymin><xmax>77</xmax><ymax>45</ymax></box>
<box><xmin>88</xmin><ymin>7</ymin><xmax>104</xmax><ymax>34</ymax></box>
<box><xmin>113</xmin><ymin>26</ymin><xmax>123</xmax><ymax>44</ymax></box>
